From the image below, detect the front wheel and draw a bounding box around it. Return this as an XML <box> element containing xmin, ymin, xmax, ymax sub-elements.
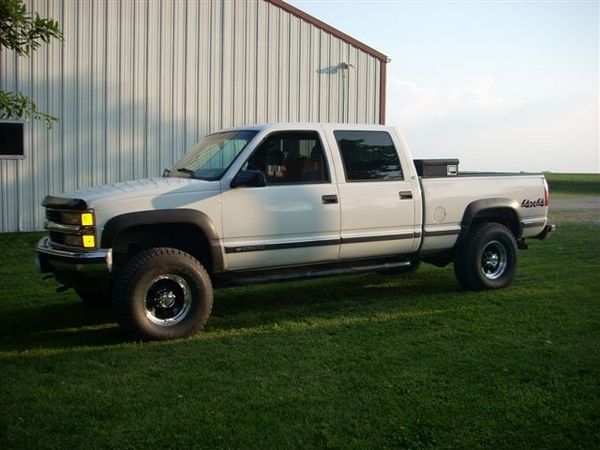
<box><xmin>113</xmin><ymin>248</ymin><xmax>213</xmax><ymax>341</ymax></box>
<box><xmin>453</xmin><ymin>222</ymin><xmax>517</xmax><ymax>291</ymax></box>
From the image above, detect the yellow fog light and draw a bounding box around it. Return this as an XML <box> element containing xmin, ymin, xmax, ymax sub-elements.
<box><xmin>82</xmin><ymin>235</ymin><xmax>96</xmax><ymax>248</ymax></box>
<box><xmin>81</xmin><ymin>213</ymin><xmax>94</xmax><ymax>226</ymax></box>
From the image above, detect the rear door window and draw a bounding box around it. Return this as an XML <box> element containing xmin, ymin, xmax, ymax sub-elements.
<box><xmin>334</xmin><ymin>130</ymin><xmax>403</xmax><ymax>181</ymax></box>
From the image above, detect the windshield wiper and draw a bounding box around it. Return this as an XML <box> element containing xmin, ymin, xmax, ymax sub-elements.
<box><xmin>172</xmin><ymin>167</ymin><xmax>215</xmax><ymax>181</ymax></box>
<box><xmin>176</xmin><ymin>168</ymin><xmax>197</xmax><ymax>177</ymax></box>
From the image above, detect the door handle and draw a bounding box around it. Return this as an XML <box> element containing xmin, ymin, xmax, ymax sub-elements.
<box><xmin>322</xmin><ymin>194</ymin><xmax>338</xmax><ymax>204</ymax></box>
<box><xmin>399</xmin><ymin>191</ymin><xmax>413</xmax><ymax>200</ymax></box>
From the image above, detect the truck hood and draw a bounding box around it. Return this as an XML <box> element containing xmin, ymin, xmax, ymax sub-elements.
<box><xmin>56</xmin><ymin>177</ymin><xmax>219</xmax><ymax>208</ymax></box>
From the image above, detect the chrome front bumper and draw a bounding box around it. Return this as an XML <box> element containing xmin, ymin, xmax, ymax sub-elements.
<box><xmin>36</xmin><ymin>237</ymin><xmax>112</xmax><ymax>274</ymax></box>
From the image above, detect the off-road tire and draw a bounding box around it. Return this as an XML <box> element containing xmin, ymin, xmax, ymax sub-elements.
<box><xmin>113</xmin><ymin>247</ymin><xmax>213</xmax><ymax>341</ymax></box>
<box><xmin>453</xmin><ymin>222</ymin><xmax>517</xmax><ymax>291</ymax></box>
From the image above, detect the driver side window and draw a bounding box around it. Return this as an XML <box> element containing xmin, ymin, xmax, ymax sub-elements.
<box><xmin>244</xmin><ymin>131</ymin><xmax>330</xmax><ymax>185</ymax></box>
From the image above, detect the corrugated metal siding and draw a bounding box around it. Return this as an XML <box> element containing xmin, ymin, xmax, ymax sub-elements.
<box><xmin>0</xmin><ymin>0</ymin><xmax>382</xmax><ymax>232</ymax></box>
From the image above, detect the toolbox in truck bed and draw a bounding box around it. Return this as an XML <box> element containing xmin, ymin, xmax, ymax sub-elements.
<box><xmin>414</xmin><ymin>159</ymin><xmax>459</xmax><ymax>178</ymax></box>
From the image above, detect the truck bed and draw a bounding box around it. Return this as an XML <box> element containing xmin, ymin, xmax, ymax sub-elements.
<box><xmin>418</xmin><ymin>173</ymin><xmax>549</xmax><ymax>253</ymax></box>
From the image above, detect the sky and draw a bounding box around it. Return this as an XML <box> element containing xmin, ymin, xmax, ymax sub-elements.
<box><xmin>289</xmin><ymin>0</ymin><xmax>599</xmax><ymax>173</ymax></box>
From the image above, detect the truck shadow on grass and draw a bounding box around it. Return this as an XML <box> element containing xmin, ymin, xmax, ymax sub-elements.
<box><xmin>0</xmin><ymin>300</ymin><xmax>123</xmax><ymax>352</ymax></box>
<box><xmin>1</xmin><ymin>270</ymin><xmax>461</xmax><ymax>352</ymax></box>
<box><xmin>210</xmin><ymin>270</ymin><xmax>462</xmax><ymax>331</ymax></box>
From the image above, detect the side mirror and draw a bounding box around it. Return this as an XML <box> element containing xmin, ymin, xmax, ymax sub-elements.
<box><xmin>230</xmin><ymin>170</ymin><xmax>267</xmax><ymax>188</ymax></box>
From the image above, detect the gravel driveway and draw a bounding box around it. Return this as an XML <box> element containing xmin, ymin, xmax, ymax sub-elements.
<box><xmin>551</xmin><ymin>197</ymin><xmax>600</xmax><ymax>210</ymax></box>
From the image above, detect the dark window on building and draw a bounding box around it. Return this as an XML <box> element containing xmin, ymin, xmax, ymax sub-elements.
<box><xmin>0</xmin><ymin>122</ymin><xmax>25</xmax><ymax>159</ymax></box>
<box><xmin>334</xmin><ymin>130</ymin><xmax>403</xmax><ymax>181</ymax></box>
<box><xmin>244</xmin><ymin>131</ymin><xmax>330</xmax><ymax>184</ymax></box>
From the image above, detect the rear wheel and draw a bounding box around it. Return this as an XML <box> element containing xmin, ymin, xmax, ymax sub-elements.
<box><xmin>453</xmin><ymin>222</ymin><xmax>517</xmax><ymax>291</ymax></box>
<box><xmin>113</xmin><ymin>247</ymin><xmax>213</xmax><ymax>341</ymax></box>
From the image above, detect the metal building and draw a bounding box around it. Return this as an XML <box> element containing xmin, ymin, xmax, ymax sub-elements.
<box><xmin>0</xmin><ymin>0</ymin><xmax>388</xmax><ymax>232</ymax></box>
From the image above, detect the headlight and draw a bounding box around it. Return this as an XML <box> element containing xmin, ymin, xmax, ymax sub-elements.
<box><xmin>62</xmin><ymin>234</ymin><xmax>96</xmax><ymax>248</ymax></box>
<box><xmin>81</xmin><ymin>213</ymin><xmax>94</xmax><ymax>226</ymax></box>
<box><xmin>82</xmin><ymin>235</ymin><xmax>96</xmax><ymax>248</ymax></box>
<box><xmin>45</xmin><ymin>208</ymin><xmax>97</xmax><ymax>250</ymax></box>
<box><xmin>61</xmin><ymin>211</ymin><xmax>95</xmax><ymax>226</ymax></box>
<box><xmin>63</xmin><ymin>235</ymin><xmax>83</xmax><ymax>247</ymax></box>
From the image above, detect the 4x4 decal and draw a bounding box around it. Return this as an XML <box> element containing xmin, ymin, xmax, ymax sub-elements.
<box><xmin>521</xmin><ymin>198</ymin><xmax>544</xmax><ymax>208</ymax></box>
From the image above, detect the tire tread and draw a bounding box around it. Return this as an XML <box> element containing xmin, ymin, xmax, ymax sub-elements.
<box><xmin>113</xmin><ymin>247</ymin><xmax>213</xmax><ymax>340</ymax></box>
<box><xmin>453</xmin><ymin>222</ymin><xmax>517</xmax><ymax>291</ymax></box>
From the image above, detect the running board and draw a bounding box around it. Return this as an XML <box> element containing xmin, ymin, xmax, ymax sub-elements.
<box><xmin>214</xmin><ymin>259</ymin><xmax>413</xmax><ymax>287</ymax></box>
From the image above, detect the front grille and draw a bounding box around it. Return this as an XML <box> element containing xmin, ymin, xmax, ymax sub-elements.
<box><xmin>48</xmin><ymin>231</ymin><xmax>66</xmax><ymax>245</ymax></box>
<box><xmin>44</xmin><ymin>207</ymin><xmax>96</xmax><ymax>250</ymax></box>
<box><xmin>46</xmin><ymin>209</ymin><xmax>62</xmax><ymax>223</ymax></box>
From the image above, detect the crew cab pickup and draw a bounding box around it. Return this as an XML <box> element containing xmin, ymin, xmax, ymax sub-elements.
<box><xmin>37</xmin><ymin>123</ymin><xmax>554</xmax><ymax>340</ymax></box>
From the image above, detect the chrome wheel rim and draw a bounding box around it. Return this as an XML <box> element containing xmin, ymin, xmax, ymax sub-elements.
<box><xmin>481</xmin><ymin>240</ymin><xmax>507</xmax><ymax>280</ymax></box>
<box><xmin>145</xmin><ymin>274</ymin><xmax>192</xmax><ymax>326</ymax></box>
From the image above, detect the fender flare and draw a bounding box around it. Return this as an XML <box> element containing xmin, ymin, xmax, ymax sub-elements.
<box><xmin>101</xmin><ymin>209</ymin><xmax>224</xmax><ymax>273</ymax></box>
<box><xmin>458</xmin><ymin>198</ymin><xmax>522</xmax><ymax>244</ymax></box>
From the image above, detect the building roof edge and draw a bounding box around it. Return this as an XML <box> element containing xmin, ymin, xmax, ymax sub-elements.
<box><xmin>265</xmin><ymin>0</ymin><xmax>389</xmax><ymax>63</ymax></box>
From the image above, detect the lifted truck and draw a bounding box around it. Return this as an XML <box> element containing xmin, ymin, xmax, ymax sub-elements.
<box><xmin>37</xmin><ymin>123</ymin><xmax>554</xmax><ymax>340</ymax></box>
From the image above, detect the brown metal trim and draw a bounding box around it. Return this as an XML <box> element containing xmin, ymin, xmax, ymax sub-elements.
<box><xmin>265</xmin><ymin>0</ymin><xmax>388</xmax><ymax>63</ymax></box>
<box><xmin>379</xmin><ymin>60</ymin><xmax>387</xmax><ymax>124</ymax></box>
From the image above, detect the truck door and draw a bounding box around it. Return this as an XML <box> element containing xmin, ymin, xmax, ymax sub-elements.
<box><xmin>221</xmin><ymin>130</ymin><xmax>341</xmax><ymax>270</ymax></box>
<box><xmin>329</xmin><ymin>129</ymin><xmax>420</xmax><ymax>260</ymax></box>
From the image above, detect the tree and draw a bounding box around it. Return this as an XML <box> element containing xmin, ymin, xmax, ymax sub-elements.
<box><xmin>0</xmin><ymin>0</ymin><xmax>63</xmax><ymax>128</ymax></box>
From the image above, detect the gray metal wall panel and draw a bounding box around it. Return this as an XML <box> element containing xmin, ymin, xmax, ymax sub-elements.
<box><xmin>0</xmin><ymin>0</ymin><xmax>381</xmax><ymax>232</ymax></box>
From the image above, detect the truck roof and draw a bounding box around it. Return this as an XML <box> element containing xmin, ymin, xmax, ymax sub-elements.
<box><xmin>213</xmin><ymin>123</ymin><xmax>396</xmax><ymax>134</ymax></box>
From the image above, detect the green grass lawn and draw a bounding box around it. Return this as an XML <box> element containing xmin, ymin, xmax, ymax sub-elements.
<box><xmin>545</xmin><ymin>173</ymin><xmax>600</xmax><ymax>198</ymax></box>
<box><xmin>1</xmin><ymin>179</ymin><xmax>599</xmax><ymax>449</ymax></box>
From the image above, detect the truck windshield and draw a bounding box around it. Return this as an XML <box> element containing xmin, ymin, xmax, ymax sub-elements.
<box><xmin>169</xmin><ymin>130</ymin><xmax>258</xmax><ymax>180</ymax></box>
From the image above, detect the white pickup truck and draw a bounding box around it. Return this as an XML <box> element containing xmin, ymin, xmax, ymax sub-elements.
<box><xmin>37</xmin><ymin>123</ymin><xmax>554</xmax><ymax>340</ymax></box>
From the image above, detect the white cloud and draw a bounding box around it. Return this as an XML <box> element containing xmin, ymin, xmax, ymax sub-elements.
<box><xmin>386</xmin><ymin>76</ymin><xmax>599</xmax><ymax>173</ymax></box>
<box><xmin>450</xmin><ymin>77</ymin><xmax>513</xmax><ymax>110</ymax></box>
<box><xmin>389</xmin><ymin>76</ymin><xmax>522</xmax><ymax>124</ymax></box>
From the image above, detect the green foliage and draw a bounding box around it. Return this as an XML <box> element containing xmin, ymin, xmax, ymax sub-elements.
<box><xmin>0</xmin><ymin>90</ymin><xmax>56</xmax><ymax>128</ymax></box>
<box><xmin>0</xmin><ymin>0</ymin><xmax>62</xmax><ymax>55</ymax></box>
<box><xmin>0</xmin><ymin>194</ymin><xmax>599</xmax><ymax>448</ymax></box>
<box><xmin>0</xmin><ymin>0</ymin><xmax>63</xmax><ymax>128</ymax></box>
